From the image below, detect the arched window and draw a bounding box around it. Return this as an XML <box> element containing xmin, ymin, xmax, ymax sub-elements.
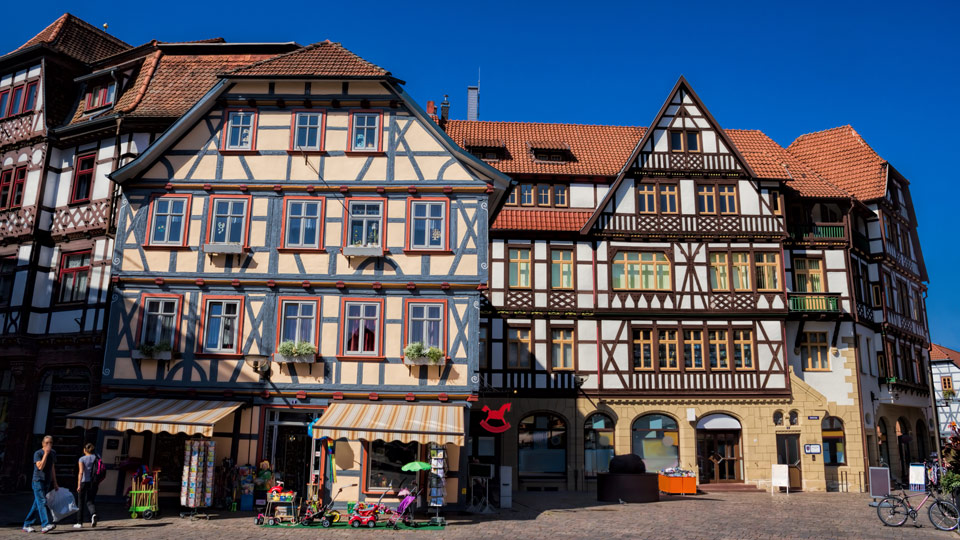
<box><xmin>789</xmin><ymin>410</ymin><xmax>799</xmax><ymax>426</ymax></box>
<box><xmin>773</xmin><ymin>411</ymin><xmax>784</xmax><ymax>426</ymax></box>
<box><xmin>632</xmin><ymin>414</ymin><xmax>679</xmax><ymax>472</ymax></box>
<box><xmin>821</xmin><ymin>417</ymin><xmax>845</xmax><ymax>465</ymax></box>
<box><xmin>518</xmin><ymin>413</ymin><xmax>567</xmax><ymax>478</ymax></box>
<box><xmin>877</xmin><ymin>418</ymin><xmax>890</xmax><ymax>467</ymax></box>
<box><xmin>584</xmin><ymin>413</ymin><xmax>615</xmax><ymax>477</ymax></box>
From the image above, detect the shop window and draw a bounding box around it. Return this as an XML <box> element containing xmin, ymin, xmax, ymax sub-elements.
<box><xmin>821</xmin><ymin>417</ymin><xmax>845</xmax><ymax>466</ymax></box>
<box><xmin>551</xmin><ymin>327</ymin><xmax>575</xmax><ymax>370</ymax></box>
<box><xmin>283</xmin><ymin>198</ymin><xmax>323</xmax><ymax>249</ymax></box>
<box><xmin>612</xmin><ymin>252</ymin><xmax>670</xmax><ymax>290</ymax></box>
<box><xmin>550</xmin><ymin>249</ymin><xmax>574</xmax><ymax>289</ymax></box>
<box><xmin>351</xmin><ymin>112</ymin><xmax>381</xmax><ymax>151</ymax></box>
<box><xmin>202</xmin><ymin>298</ymin><xmax>241</xmax><ymax>353</ymax></box>
<box><xmin>631</xmin><ymin>414</ymin><xmax>679</xmax><ymax>472</ymax></box>
<box><xmin>223</xmin><ymin>109</ymin><xmax>256</xmax><ymax>150</ymax></box>
<box><xmin>789</xmin><ymin>411</ymin><xmax>799</xmax><ymax>426</ymax></box>
<box><xmin>507</xmin><ymin>327</ymin><xmax>531</xmax><ymax>369</ymax></box>
<box><xmin>149</xmin><ymin>196</ymin><xmax>190</xmax><ymax>246</ymax></box>
<box><xmin>508</xmin><ymin>248</ymin><xmax>531</xmax><ymax>288</ymax></box>
<box><xmin>407</xmin><ymin>302</ymin><xmax>444</xmax><ymax>349</ymax></box>
<box><xmin>70</xmin><ymin>153</ymin><xmax>96</xmax><ymax>204</ymax></box>
<box><xmin>293</xmin><ymin>111</ymin><xmax>323</xmax><ymax>151</ymax></box>
<box><xmin>0</xmin><ymin>256</ymin><xmax>15</xmax><ymax>307</ymax></box>
<box><xmin>518</xmin><ymin>413</ymin><xmax>567</xmax><ymax>477</ymax></box>
<box><xmin>584</xmin><ymin>413</ymin><xmax>615</xmax><ymax>477</ymax></box>
<box><xmin>343</xmin><ymin>301</ymin><xmax>380</xmax><ymax>356</ymax></box>
<box><xmin>366</xmin><ymin>440</ymin><xmax>418</xmax><ymax>491</ymax></box>
<box><xmin>409</xmin><ymin>200</ymin><xmax>446</xmax><ymax>250</ymax></box>
<box><xmin>141</xmin><ymin>297</ymin><xmax>179</xmax><ymax>348</ymax></box>
<box><xmin>57</xmin><ymin>251</ymin><xmax>92</xmax><ymax>304</ymax></box>
<box><xmin>346</xmin><ymin>200</ymin><xmax>383</xmax><ymax>248</ymax></box>
<box><xmin>773</xmin><ymin>411</ymin><xmax>784</xmax><ymax>426</ymax></box>
<box><xmin>280</xmin><ymin>300</ymin><xmax>316</xmax><ymax>345</ymax></box>
<box><xmin>208</xmin><ymin>198</ymin><xmax>249</xmax><ymax>246</ymax></box>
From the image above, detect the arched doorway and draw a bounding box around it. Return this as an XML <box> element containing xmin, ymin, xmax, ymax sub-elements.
<box><xmin>896</xmin><ymin>418</ymin><xmax>912</xmax><ymax>482</ymax></box>
<box><xmin>517</xmin><ymin>413</ymin><xmax>567</xmax><ymax>483</ymax></box>
<box><xmin>631</xmin><ymin>414</ymin><xmax>679</xmax><ymax>472</ymax></box>
<box><xmin>696</xmin><ymin>413</ymin><xmax>742</xmax><ymax>483</ymax></box>
<box><xmin>877</xmin><ymin>418</ymin><xmax>890</xmax><ymax>468</ymax></box>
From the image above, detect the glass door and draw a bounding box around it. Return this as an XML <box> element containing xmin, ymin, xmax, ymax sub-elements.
<box><xmin>776</xmin><ymin>434</ymin><xmax>802</xmax><ymax>490</ymax></box>
<box><xmin>262</xmin><ymin>409</ymin><xmax>323</xmax><ymax>498</ymax></box>
<box><xmin>697</xmin><ymin>430</ymin><xmax>743</xmax><ymax>483</ymax></box>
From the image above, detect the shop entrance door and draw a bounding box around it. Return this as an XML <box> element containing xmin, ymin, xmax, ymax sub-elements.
<box><xmin>469</xmin><ymin>410</ymin><xmax>502</xmax><ymax>507</ymax></box>
<box><xmin>776</xmin><ymin>434</ymin><xmax>802</xmax><ymax>490</ymax></box>
<box><xmin>263</xmin><ymin>409</ymin><xmax>323</xmax><ymax>498</ymax></box>
<box><xmin>696</xmin><ymin>430</ymin><xmax>742</xmax><ymax>483</ymax></box>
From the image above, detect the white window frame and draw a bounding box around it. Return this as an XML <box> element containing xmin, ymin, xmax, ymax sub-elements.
<box><xmin>209</xmin><ymin>198</ymin><xmax>248</xmax><ymax>245</ymax></box>
<box><xmin>407</xmin><ymin>303</ymin><xmax>444</xmax><ymax>349</ymax></box>
<box><xmin>351</xmin><ymin>112</ymin><xmax>380</xmax><ymax>151</ymax></box>
<box><xmin>285</xmin><ymin>199</ymin><xmax>322</xmax><ymax>248</ymax></box>
<box><xmin>344</xmin><ymin>301</ymin><xmax>380</xmax><ymax>355</ymax></box>
<box><xmin>203</xmin><ymin>299</ymin><xmax>241</xmax><ymax>353</ymax></box>
<box><xmin>226</xmin><ymin>110</ymin><xmax>254</xmax><ymax>150</ymax></box>
<box><xmin>280</xmin><ymin>300</ymin><xmax>316</xmax><ymax>344</ymax></box>
<box><xmin>409</xmin><ymin>201</ymin><xmax>445</xmax><ymax>250</ymax></box>
<box><xmin>347</xmin><ymin>201</ymin><xmax>383</xmax><ymax>248</ymax></box>
<box><xmin>142</xmin><ymin>298</ymin><xmax>178</xmax><ymax>347</ymax></box>
<box><xmin>150</xmin><ymin>197</ymin><xmax>189</xmax><ymax>245</ymax></box>
<box><xmin>293</xmin><ymin>111</ymin><xmax>323</xmax><ymax>151</ymax></box>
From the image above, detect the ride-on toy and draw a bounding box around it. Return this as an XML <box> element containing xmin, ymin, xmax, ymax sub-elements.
<box><xmin>348</xmin><ymin>487</ymin><xmax>390</xmax><ymax>528</ymax></box>
<box><xmin>300</xmin><ymin>484</ymin><xmax>356</xmax><ymax>527</ymax></box>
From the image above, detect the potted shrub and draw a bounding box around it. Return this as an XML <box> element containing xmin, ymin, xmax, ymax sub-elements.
<box><xmin>403</xmin><ymin>343</ymin><xmax>446</xmax><ymax>366</ymax></box>
<box><xmin>133</xmin><ymin>342</ymin><xmax>173</xmax><ymax>360</ymax></box>
<box><xmin>275</xmin><ymin>341</ymin><xmax>317</xmax><ymax>363</ymax></box>
<box><xmin>945</xmin><ymin>389</ymin><xmax>957</xmax><ymax>400</ymax></box>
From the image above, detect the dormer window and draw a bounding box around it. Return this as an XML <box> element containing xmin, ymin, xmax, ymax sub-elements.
<box><xmin>85</xmin><ymin>82</ymin><xmax>116</xmax><ymax>111</ymax></box>
<box><xmin>464</xmin><ymin>137</ymin><xmax>506</xmax><ymax>162</ymax></box>
<box><xmin>528</xmin><ymin>141</ymin><xmax>572</xmax><ymax>163</ymax></box>
<box><xmin>670</xmin><ymin>130</ymin><xmax>700</xmax><ymax>152</ymax></box>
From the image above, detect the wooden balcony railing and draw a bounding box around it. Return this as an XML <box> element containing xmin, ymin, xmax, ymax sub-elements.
<box><xmin>789</xmin><ymin>222</ymin><xmax>846</xmax><ymax>240</ymax></box>
<box><xmin>788</xmin><ymin>293</ymin><xmax>840</xmax><ymax>313</ymax></box>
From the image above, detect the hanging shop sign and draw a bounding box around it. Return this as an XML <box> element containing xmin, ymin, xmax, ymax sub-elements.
<box><xmin>480</xmin><ymin>403</ymin><xmax>511</xmax><ymax>433</ymax></box>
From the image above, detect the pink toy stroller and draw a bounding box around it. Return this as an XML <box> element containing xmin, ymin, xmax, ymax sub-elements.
<box><xmin>386</xmin><ymin>483</ymin><xmax>420</xmax><ymax>529</ymax></box>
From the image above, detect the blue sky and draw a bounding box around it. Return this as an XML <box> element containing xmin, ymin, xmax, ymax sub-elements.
<box><xmin>5</xmin><ymin>1</ymin><xmax>959</xmax><ymax>347</ymax></box>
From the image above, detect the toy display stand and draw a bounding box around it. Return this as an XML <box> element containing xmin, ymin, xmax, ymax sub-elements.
<box><xmin>260</xmin><ymin>493</ymin><xmax>299</xmax><ymax>526</ymax></box>
<box><xmin>129</xmin><ymin>469</ymin><xmax>160</xmax><ymax>519</ymax></box>
<box><xmin>179</xmin><ymin>440</ymin><xmax>217</xmax><ymax>520</ymax></box>
<box><xmin>427</xmin><ymin>444</ymin><xmax>446</xmax><ymax>526</ymax></box>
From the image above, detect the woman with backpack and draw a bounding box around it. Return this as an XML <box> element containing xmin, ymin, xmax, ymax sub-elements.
<box><xmin>74</xmin><ymin>443</ymin><xmax>99</xmax><ymax>528</ymax></box>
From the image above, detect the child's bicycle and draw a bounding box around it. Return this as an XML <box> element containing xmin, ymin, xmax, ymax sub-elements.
<box><xmin>877</xmin><ymin>481</ymin><xmax>960</xmax><ymax>531</ymax></box>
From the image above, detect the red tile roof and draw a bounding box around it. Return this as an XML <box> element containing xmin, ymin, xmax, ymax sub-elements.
<box><xmin>492</xmin><ymin>209</ymin><xmax>593</xmax><ymax>231</ymax></box>
<box><xmin>726</xmin><ymin>129</ymin><xmax>849</xmax><ymax>199</ymax></box>
<box><xmin>14</xmin><ymin>13</ymin><xmax>130</xmax><ymax>64</ymax></box>
<box><xmin>932</xmin><ymin>344</ymin><xmax>960</xmax><ymax>368</ymax></box>
<box><xmin>788</xmin><ymin>125</ymin><xmax>888</xmax><ymax>201</ymax></box>
<box><xmin>445</xmin><ymin>120</ymin><xmax>645</xmax><ymax>177</ymax></box>
<box><xmin>225</xmin><ymin>41</ymin><xmax>389</xmax><ymax>78</ymax></box>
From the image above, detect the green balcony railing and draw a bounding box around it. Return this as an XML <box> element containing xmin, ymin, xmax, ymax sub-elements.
<box><xmin>788</xmin><ymin>294</ymin><xmax>840</xmax><ymax>312</ymax></box>
<box><xmin>789</xmin><ymin>223</ymin><xmax>846</xmax><ymax>240</ymax></box>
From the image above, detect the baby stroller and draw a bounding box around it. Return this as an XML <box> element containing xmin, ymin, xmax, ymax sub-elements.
<box><xmin>386</xmin><ymin>483</ymin><xmax>420</xmax><ymax>529</ymax></box>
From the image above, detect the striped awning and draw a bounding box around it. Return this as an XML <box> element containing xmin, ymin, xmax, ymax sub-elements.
<box><xmin>312</xmin><ymin>403</ymin><xmax>465</xmax><ymax>446</ymax></box>
<box><xmin>65</xmin><ymin>397</ymin><xmax>241</xmax><ymax>437</ymax></box>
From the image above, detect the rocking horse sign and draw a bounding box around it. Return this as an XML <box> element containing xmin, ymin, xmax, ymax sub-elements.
<box><xmin>480</xmin><ymin>403</ymin><xmax>511</xmax><ymax>433</ymax></box>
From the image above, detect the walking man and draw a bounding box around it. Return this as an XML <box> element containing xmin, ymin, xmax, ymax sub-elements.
<box><xmin>23</xmin><ymin>435</ymin><xmax>58</xmax><ymax>533</ymax></box>
<box><xmin>74</xmin><ymin>443</ymin><xmax>98</xmax><ymax>528</ymax></box>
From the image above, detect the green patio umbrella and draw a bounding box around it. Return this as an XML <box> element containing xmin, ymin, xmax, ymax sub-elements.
<box><xmin>401</xmin><ymin>461</ymin><xmax>431</xmax><ymax>472</ymax></box>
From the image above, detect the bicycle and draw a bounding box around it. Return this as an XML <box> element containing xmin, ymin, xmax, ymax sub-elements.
<box><xmin>877</xmin><ymin>482</ymin><xmax>960</xmax><ymax>531</ymax></box>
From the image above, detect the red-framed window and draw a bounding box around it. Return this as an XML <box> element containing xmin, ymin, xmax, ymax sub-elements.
<box><xmin>136</xmin><ymin>293</ymin><xmax>183</xmax><ymax>349</ymax></box>
<box><xmin>85</xmin><ymin>82</ymin><xmax>116</xmax><ymax>111</ymax></box>
<box><xmin>276</xmin><ymin>297</ymin><xmax>320</xmax><ymax>350</ymax></box>
<box><xmin>348</xmin><ymin>110</ymin><xmax>384</xmax><ymax>152</ymax></box>
<box><xmin>0</xmin><ymin>90</ymin><xmax>8</xmax><ymax>119</ymax></box>
<box><xmin>343</xmin><ymin>197</ymin><xmax>387</xmax><ymax>250</ymax></box>
<box><xmin>23</xmin><ymin>81</ymin><xmax>38</xmax><ymax>113</ymax></box>
<box><xmin>57</xmin><ymin>250</ymin><xmax>92</xmax><ymax>304</ymax></box>
<box><xmin>403</xmin><ymin>298</ymin><xmax>447</xmax><ymax>352</ymax></box>
<box><xmin>338</xmin><ymin>297</ymin><xmax>385</xmax><ymax>360</ymax></box>
<box><xmin>198</xmin><ymin>295</ymin><xmax>245</xmax><ymax>355</ymax></box>
<box><xmin>10</xmin><ymin>167</ymin><xmax>26</xmax><ymax>209</ymax></box>
<box><xmin>221</xmin><ymin>108</ymin><xmax>258</xmax><ymax>151</ymax></box>
<box><xmin>5</xmin><ymin>85</ymin><xmax>24</xmax><ymax>117</ymax></box>
<box><xmin>0</xmin><ymin>256</ymin><xmax>15</xmax><ymax>307</ymax></box>
<box><xmin>362</xmin><ymin>440</ymin><xmax>421</xmax><ymax>494</ymax></box>
<box><xmin>70</xmin><ymin>153</ymin><xmax>96</xmax><ymax>204</ymax></box>
<box><xmin>280</xmin><ymin>196</ymin><xmax>325</xmax><ymax>250</ymax></box>
<box><xmin>205</xmin><ymin>195</ymin><xmax>252</xmax><ymax>248</ymax></box>
<box><xmin>289</xmin><ymin>109</ymin><xmax>325</xmax><ymax>152</ymax></box>
<box><xmin>405</xmin><ymin>197</ymin><xmax>450</xmax><ymax>252</ymax></box>
<box><xmin>0</xmin><ymin>169</ymin><xmax>12</xmax><ymax>210</ymax></box>
<box><xmin>146</xmin><ymin>194</ymin><xmax>192</xmax><ymax>247</ymax></box>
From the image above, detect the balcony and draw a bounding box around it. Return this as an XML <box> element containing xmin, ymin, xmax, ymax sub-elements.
<box><xmin>884</xmin><ymin>241</ymin><xmax>921</xmax><ymax>276</ymax></box>
<box><xmin>885</xmin><ymin>311</ymin><xmax>927</xmax><ymax>340</ymax></box>
<box><xmin>788</xmin><ymin>293</ymin><xmax>840</xmax><ymax>313</ymax></box>
<box><xmin>788</xmin><ymin>222</ymin><xmax>846</xmax><ymax>241</ymax></box>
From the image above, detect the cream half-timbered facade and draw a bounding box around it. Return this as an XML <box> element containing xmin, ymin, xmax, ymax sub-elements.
<box><xmin>931</xmin><ymin>345</ymin><xmax>960</xmax><ymax>439</ymax></box>
<box><xmin>98</xmin><ymin>42</ymin><xmax>508</xmax><ymax>504</ymax></box>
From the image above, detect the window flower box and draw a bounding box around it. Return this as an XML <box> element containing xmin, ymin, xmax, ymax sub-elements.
<box><xmin>132</xmin><ymin>344</ymin><xmax>173</xmax><ymax>360</ymax></box>
<box><xmin>204</xmin><ymin>242</ymin><xmax>244</xmax><ymax>255</ymax></box>
<box><xmin>403</xmin><ymin>343</ymin><xmax>445</xmax><ymax>366</ymax></box>
<box><xmin>274</xmin><ymin>353</ymin><xmax>316</xmax><ymax>364</ymax></box>
<box><xmin>342</xmin><ymin>245</ymin><xmax>383</xmax><ymax>258</ymax></box>
<box><xmin>275</xmin><ymin>341</ymin><xmax>317</xmax><ymax>363</ymax></box>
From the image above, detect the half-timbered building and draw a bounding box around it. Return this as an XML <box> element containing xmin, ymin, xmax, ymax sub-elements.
<box><xmin>444</xmin><ymin>77</ymin><xmax>932</xmax><ymax>493</ymax></box>
<box><xmin>931</xmin><ymin>344</ymin><xmax>960</xmax><ymax>439</ymax></box>
<box><xmin>76</xmin><ymin>42</ymin><xmax>508</xmax><ymax>505</ymax></box>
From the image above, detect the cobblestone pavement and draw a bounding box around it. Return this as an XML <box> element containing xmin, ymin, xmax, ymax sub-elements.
<box><xmin>1</xmin><ymin>490</ymin><xmax>957</xmax><ymax>539</ymax></box>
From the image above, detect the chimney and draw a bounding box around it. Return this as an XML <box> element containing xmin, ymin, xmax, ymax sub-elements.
<box><xmin>440</xmin><ymin>95</ymin><xmax>450</xmax><ymax>128</ymax></box>
<box><xmin>426</xmin><ymin>100</ymin><xmax>436</xmax><ymax>115</ymax></box>
<box><xmin>467</xmin><ymin>85</ymin><xmax>479</xmax><ymax>121</ymax></box>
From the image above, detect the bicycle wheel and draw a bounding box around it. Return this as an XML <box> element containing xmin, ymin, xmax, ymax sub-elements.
<box><xmin>928</xmin><ymin>499</ymin><xmax>960</xmax><ymax>531</ymax></box>
<box><xmin>877</xmin><ymin>497</ymin><xmax>909</xmax><ymax>527</ymax></box>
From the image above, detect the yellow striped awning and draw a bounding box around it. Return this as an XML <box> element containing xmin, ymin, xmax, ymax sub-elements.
<box><xmin>65</xmin><ymin>397</ymin><xmax>241</xmax><ymax>437</ymax></box>
<box><xmin>312</xmin><ymin>403</ymin><xmax>465</xmax><ymax>446</ymax></box>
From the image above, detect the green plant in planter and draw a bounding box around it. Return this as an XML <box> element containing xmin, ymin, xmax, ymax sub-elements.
<box><xmin>404</xmin><ymin>342</ymin><xmax>425</xmax><ymax>361</ymax></box>
<box><xmin>138</xmin><ymin>342</ymin><xmax>172</xmax><ymax>358</ymax></box>
<box><xmin>426</xmin><ymin>347</ymin><xmax>444</xmax><ymax>365</ymax></box>
<box><xmin>945</xmin><ymin>389</ymin><xmax>957</xmax><ymax>400</ymax></box>
<box><xmin>279</xmin><ymin>341</ymin><xmax>316</xmax><ymax>357</ymax></box>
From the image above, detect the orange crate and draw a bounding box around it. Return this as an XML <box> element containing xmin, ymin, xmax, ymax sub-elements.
<box><xmin>658</xmin><ymin>474</ymin><xmax>696</xmax><ymax>495</ymax></box>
